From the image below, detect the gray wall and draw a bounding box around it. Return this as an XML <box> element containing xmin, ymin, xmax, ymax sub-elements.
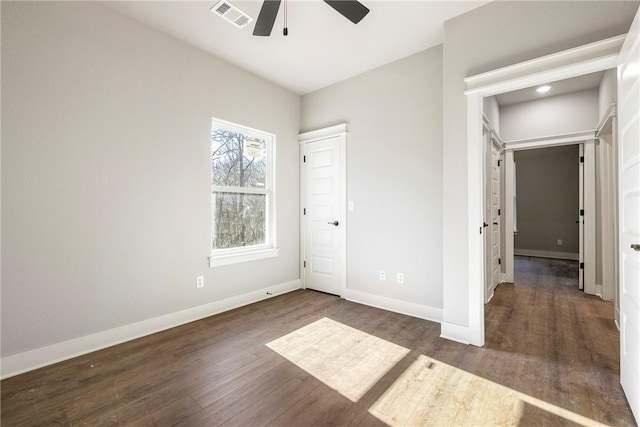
<box><xmin>301</xmin><ymin>47</ymin><xmax>444</xmax><ymax>310</ymax></box>
<box><xmin>442</xmin><ymin>1</ymin><xmax>638</xmax><ymax>327</ymax></box>
<box><xmin>500</xmin><ymin>88</ymin><xmax>599</xmax><ymax>141</ymax></box>
<box><xmin>599</xmin><ymin>68</ymin><xmax>618</xmax><ymax>118</ymax></box>
<box><xmin>514</xmin><ymin>146</ymin><xmax>579</xmax><ymax>255</ymax></box>
<box><xmin>1</xmin><ymin>2</ymin><xmax>300</xmax><ymax>357</ymax></box>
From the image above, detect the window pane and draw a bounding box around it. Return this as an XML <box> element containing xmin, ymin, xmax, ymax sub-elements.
<box><xmin>213</xmin><ymin>192</ymin><xmax>266</xmax><ymax>250</ymax></box>
<box><xmin>212</xmin><ymin>128</ymin><xmax>267</xmax><ymax>189</ymax></box>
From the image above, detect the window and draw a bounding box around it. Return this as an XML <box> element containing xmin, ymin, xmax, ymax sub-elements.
<box><xmin>209</xmin><ymin>118</ymin><xmax>277</xmax><ymax>267</ymax></box>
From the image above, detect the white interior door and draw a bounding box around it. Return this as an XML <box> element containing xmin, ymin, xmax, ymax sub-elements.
<box><xmin>579</xmin><ymin>144</ymin><xmax>585</xmax><ymax>290</ymax></box>
<box><xmin>303</xmin><ymin>136</ymin><xmax>345</xmax><ymax>296</ymax></box>
<box><xmin>618</xmin><ymin>8</ymin><xmax>640</xmax><ymax>423</ymax></box>
<box><xmin>491</xmin><ymin>144</ymin><xmax>501</xmax><ymax>292</ymax></box>
<box><xmin>484</xmin><ymin>129</ymin><xmax>492</xmax><ymax>302</ymax></box>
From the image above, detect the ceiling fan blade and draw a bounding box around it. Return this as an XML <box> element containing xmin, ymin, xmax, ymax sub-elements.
<box><xmin>253</xmin><ymin>0</ymin><xmax>281</xmax><ymax>36</ymax></box>
<box><xmin>324</xmin><ymin>0</ymin><xmax>369</xmax><ymax>24</ymax></box>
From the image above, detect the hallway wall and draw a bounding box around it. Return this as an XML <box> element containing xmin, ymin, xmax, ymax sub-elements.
<box><xmin>514</xmin><ymin>145</ymin><xmax>580</xmax><ymax>257</ymax></box>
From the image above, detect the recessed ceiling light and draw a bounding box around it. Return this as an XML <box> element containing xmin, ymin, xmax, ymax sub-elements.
<box><xmin>536</xmin><ymin>85</ymin><xmax>551</xmax><ymax>93</ymax></box>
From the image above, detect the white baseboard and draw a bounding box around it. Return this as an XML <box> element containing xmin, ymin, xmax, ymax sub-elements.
<box><xmin>485</xmin><ymin>287</ymin><xmax>495</xmax><ymax>303</ymax></box>
<box><xmin>342</xmin><ymin>289</ymin><xmax>442</xmax><ymax>324</ymax></box>
<box><xmin>440</xmin><ymin>321</ymin><xmax>471</xmax><ymax>345</ymax></box>
<box><xmin>514</xmin><ymin>249</ymin><xmax>579</xmax><ymax>261</ymax></box>
<box><xmin>1</xmin><ymin>279</ymin><xmax>301</xmax><ymax>379</ymax></box>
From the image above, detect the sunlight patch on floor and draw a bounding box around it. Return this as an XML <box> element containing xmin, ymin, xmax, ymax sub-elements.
<box><xmin>368</xmin><ymin>354</ymin><xmax>610</xmax><ymax>427</ymax></box>
<box><xmin>266</xmin><ymin>317</ymin><xmax>409</xmax><ymax>402</ymax></box>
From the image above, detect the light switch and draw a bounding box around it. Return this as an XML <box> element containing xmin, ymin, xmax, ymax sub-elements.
<box><xmin>348</xmin><ymin>201</ymin><xmax>354</xmax><ymax>211</ymax></box>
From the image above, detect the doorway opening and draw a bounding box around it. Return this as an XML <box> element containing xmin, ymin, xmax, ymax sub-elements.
<box><xmin>481</xmin><ymin>69</ymin><xmax>618</xmax><ymax>318</ymax></box>
<box><xmin>465</xmin><ymin>20</ymin><xmax>640</xmax><ymax>421</ymax></box>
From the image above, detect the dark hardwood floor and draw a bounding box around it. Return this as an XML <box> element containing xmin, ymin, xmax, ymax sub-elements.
<box><xmin>1</xmin><ymin>256</ymin><xmax>635</xmax><ymax>426</ymax></box>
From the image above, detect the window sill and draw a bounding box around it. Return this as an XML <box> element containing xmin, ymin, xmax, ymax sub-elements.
<box><xmin>209</xmin><ymin>247</ymin><xmax>279</xmax><ymax>268</ymax></box>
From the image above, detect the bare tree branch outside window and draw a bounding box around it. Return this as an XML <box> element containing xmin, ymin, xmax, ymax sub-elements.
<box><xmin>211</xmin><ymin>126</ymin><xmax>269</xmax><ymax>250</ymax></box>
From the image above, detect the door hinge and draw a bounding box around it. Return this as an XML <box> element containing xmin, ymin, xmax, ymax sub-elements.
<box><xmin>497</xmin><ymin>159</ymin><xmax>501</xmax><ymax>167</ymax></box>
<box><xmin>480</xmin><ymin>226</ymin><xmax>483</xmax><ymax>234</ymax></box>
<box><xmin>498</xmin><ymin>208</ymin><xmax>501</xmax><ymax>216</ymax></box>
<box><xmin>580</xmin><ymin>262</ymin><xmax>584</xmax><ymax>270</ymax></box>
<box><xmin>580</xmin><ymin>209</ymin><xmax>584</xmax><ymax>216</ymax></box>
<box><xmin>580</xmin><ymin>156</ymin><xmax>584</xmax><ymax>163</ymax></box>
<box><xmin>304</xmin><ymin>261</ymin><xmax>306</xmax><ymax>268</ymax></box>
<box><xmin>303</xmin><ymin>155</ymin><xmax>306</xmax><ymax>162</ymax></box>
<box><xmin>498</xmin><ymin>258</ymin><xmax>501</xmax><ymax>265</ymax></box>
<box><xmin>303</xmin><ymin>208</ymin><xmax>306</xmax><ymax>215</ymax></box>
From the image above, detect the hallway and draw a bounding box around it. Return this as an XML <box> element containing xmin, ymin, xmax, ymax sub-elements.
<box><xmin>483</xmin><ymin>256</ymin><xmax>632</xmax><ymax>425</ymax></box>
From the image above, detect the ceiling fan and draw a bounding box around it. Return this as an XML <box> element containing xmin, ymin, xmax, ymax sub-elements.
<box><xmin>253</xmin><ymin>0</ymin><xmax>370</xmax><ymax>37</ymax></box>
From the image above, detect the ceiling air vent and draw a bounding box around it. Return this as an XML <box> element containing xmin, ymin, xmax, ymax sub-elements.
<box><xmin>210</xmin><ymin>0</ymin><xmax>254</xmax><ymax>30</ymax></box>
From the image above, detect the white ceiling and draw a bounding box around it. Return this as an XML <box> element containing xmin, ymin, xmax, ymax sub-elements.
<box><xmin>105</xmin><ymin>0</ymin><xmax>488</xmax><ymax>95</ymax></box>
<box><xmin>496</xmin><ymin>71</ymin><xmax>606</xmax><ymax>106</ymax></box>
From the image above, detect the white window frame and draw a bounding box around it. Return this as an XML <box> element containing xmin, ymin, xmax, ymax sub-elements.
<box><xmin>209</xmin><ymin>118</ymin><xmax>278</xmax><ymax>268</ymax></box>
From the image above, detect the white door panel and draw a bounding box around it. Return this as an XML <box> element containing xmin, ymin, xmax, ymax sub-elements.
<box><xmin>618</xmin><ymin>7</ymin><xmax>640</xmax><ymax>422</ymax></box>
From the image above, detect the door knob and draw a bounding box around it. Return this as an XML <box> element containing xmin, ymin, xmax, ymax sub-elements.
<box><xmin>632</xmin><ymin>244</ymin><xmax>640</xmax><ymax>252</ymax></box>
<box><xmin>483</xmin><ymin>222</ymin><xmax>489</xmax><ymax>228</ymax></box>
<box><xmin>328</xmin><ymin>220</ymin><xmax>339</xmax><ymax>226</ymax></box>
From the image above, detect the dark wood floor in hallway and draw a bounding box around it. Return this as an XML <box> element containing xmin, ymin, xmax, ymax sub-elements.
<box><xmin>1</xmin><ymin>256</ymin><xmax>634</xmax><ymax>426</ymax></box>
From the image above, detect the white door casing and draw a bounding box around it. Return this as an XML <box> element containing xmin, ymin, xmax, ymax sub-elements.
<box><xmin>504</xmin><ymin>150</ymin><xmax>515</xmax><ymax>284</ymax></box>
<box><xmin>299</xmin><ymin>125</ymin><xmax>347</xmax><ymax>296</ymax></box>
<box><xmin>596</xmin><ymin>108</ymin><xmax>618</xmax><ymax>302</ymax></box>
<box><xmin>618</xmin><ymin>8</ymin><xmax>640</xmax><ymax>422</ymax></box>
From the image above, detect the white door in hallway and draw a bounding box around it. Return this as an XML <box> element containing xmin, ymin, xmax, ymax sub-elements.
<box><xmin>618</xmin><ymin>7</ymin><xmax>640</xmax><ymax>422</ymax></box>
<box><xmin>491</xmin><ymin>144</ymin><xmax>501</xmax><ymax>292</ymax></box>
<box><xmin>302</xmin><ymin>134</ymin><xmax>345</xmax><ymax>296</ymax></box>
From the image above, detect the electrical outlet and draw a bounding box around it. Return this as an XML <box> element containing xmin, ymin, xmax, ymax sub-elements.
<box><xmin>196</xmin><ymin>276</ymin><xmax>204</xmax><ymax>288</ymax></box>
<box><xmin>379</xmin><ymin>270</ymin><xmax>386</xmax><ymax>281</ymax></box>
<box><xmin>557</xmin><ymin>239</ymin><xmax>563</xmax><ymax>245</ymax></box>
<box><xmin>397</xmin><ymin>273</ymin><xmax>404</xmax><ymax>284</ymax></box>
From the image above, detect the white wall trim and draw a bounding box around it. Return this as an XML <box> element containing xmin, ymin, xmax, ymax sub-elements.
<box><xmin>1</xmin><ymin>279</ymin><xmax>301</xmax><ymax>379</ymax></box>
<box><xmin>466</xmin><ymin>93</ymin><xmax>485</xmax><ymax>347</ymax></box>
<box><xmin>482</xmin><ymin>113</ymin><xmax>504</xmax><ymax>150</ymax></box>
<box><xmin>504</xmin><ymin>130</ymin><xmax>596</xmax><ymax>151</ymax></box>
<box><xmin>343</xmin><ymin>289</ymin><xmax>443</xmax><ymax>324</ymax></box>
<box><xmin>596</xmin><ymin>104</ymin><xmax>617</xmax><ymax>137</ymax></box>
<box><xmin>597</xmin><ymin>111</ymin><xmax>618</xmax><ymax>303</ymax></box>
<box><xmin>209</xmin><ymin>247</ymin><xmax>279</xmax><ymax>267</ymax></box>
<box><xmin>514</xmin><ymin>249</ymin><xmax>579</xmax><ymax>260</ymax></box>
<box><xmin>298</xmin><ymin>123</ymin><xmax>347</xmax><ymax>142</ymax></box>
<box><xmin>465</xmin><ymin>35</ymin><xmax>625</xmax><ymax>95</ymax></box>
<box><xmin>485</xmin><ymin>286</ymin><xmax>495</xmax><ymax>304</ymax></box>
<box><xmin>440</xmin><ymin>322</ymin><xmax>471</xmax><ymax>345</ymax></box>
